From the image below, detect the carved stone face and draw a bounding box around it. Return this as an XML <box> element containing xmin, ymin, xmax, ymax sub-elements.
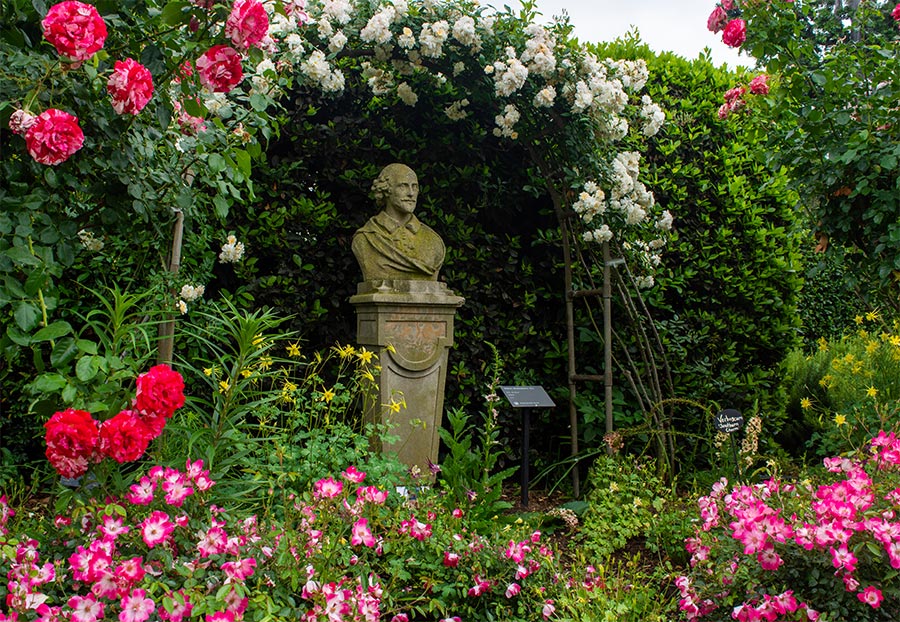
<box><xmin>384</xmin><ymin>167</ymin><xmax>419</xmax><ymax>218</ymax></box>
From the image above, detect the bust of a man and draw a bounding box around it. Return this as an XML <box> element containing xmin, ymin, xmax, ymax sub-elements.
<box><xmin>352</xmin><ymin>163</ymin><xmax>446</xmax><ymax>282</ymax></box>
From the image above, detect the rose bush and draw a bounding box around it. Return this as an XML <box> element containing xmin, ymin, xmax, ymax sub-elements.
<box><xmin>706</xmin><ymin>0</ymin><xmax>900</xmax><ymax>283</ymax></box>
<box><xmin>677</xmin><ymin>431</ymin><xmax>900</xmax><ymax>620</ymax></box>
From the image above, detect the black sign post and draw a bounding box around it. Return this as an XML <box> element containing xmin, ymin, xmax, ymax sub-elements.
<box><xmin>500</xmin><ymin>386</ymin><xmax>556</xmax><ymax>508</ymax></box>
<box><xmin>714</xmin><ymin>409</ymin><xmax>744</xmax><ymax>481</ymax></box>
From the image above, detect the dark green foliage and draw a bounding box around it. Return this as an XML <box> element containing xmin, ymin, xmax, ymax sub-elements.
<box><xmin>594</xmin><ymin>41</ymin><xmax>804</xmax><ymax>461</ymax></box>
<box><xmin>230</xmin><ymin>82</ymin><xmax>572</xmax><ymax>466</ymax></box>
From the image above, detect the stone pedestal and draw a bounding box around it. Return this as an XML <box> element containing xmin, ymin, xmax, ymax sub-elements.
<box><xmin>350</xmin><ymin>280</ymin><xmax>464</xmax><ymax>475</ymax></box>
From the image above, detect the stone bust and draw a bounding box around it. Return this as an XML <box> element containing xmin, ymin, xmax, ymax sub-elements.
<box><xmin>352</xmin><ymin>163</ymin><xmax>446</xmax><ymax>282</ymax></box>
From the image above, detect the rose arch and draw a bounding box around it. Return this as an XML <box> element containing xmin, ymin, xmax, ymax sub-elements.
<box><xmin>1</xmin><ymin>0</ymin><xmax>675</xmax><ymax>478</ymax></box>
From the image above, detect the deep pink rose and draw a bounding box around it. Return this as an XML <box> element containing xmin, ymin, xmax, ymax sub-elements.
<box><xmin>225</xmin><ymin>0</ymin><xmax>269</xmax><ymax>50</ymax></box>
<box><xmin>134</xmin><ymin>364</ymin><xmax>185</xmax><ymax>419</ymax></box>
<box><xmin>99</xmin><ymin>411</ymin><xmax>152</xmax><ymax>463</ymax></box>
<box><xmin>42</xmin><ymin>1</ymin><xmax>107</xmax><ymax>62</ymax></box>
<box><xmin>25</xmin><ymin>109</ymin><xmax>84</xmax><ymax>165</ymax></box>
<box><xmin>44</xmin><ymin>408</ymin><xmax>99</xmax><ymax>478</ymax></box>
<box><xmin>893</xmin><ymin>3</ymin><xmax>900</xmax><ymax>21</ymax></box>
<box><xmin>8</xmin><ymin>110</ymin><xmax>37</xmax><ymax>135</ymax></box>
<box><xmin>722</xmin><ymin>18</ymin><xmax>746</xmax><ymax>48</ymax></box>
<box><xmin>721</xmin><ymin>0</ymin><xmax>735</xmax><ymax>9</ymax></box>
<box><xmin>724</xmin><ymin>86</ymin><xmax>746</xmax><ymax>104</ymax></box>
<box><xmin>707</xmin><ymin>7</ymin><xmax>728</xmax><ymax>33</ymax></box>
<box><xmin>107</xmin><ymin>58</ymin><xmax>154</xmax><ymax>115</ymax></box>
<box><xmin>749</xmin><ymin>74</ymin><xmax>769</xmax><ymax>95</ymax></box>
<box><xmin>196</xmin><ymin>45</ymin><xmax>244</xmax><ymax>93</ymax></box>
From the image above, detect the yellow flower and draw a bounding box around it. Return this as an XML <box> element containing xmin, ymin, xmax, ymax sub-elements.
<box><xmin>819</xmin><ymin>374</ymin><xmax>834</xmax><ymax>388</ymax></box>
<box><xmin>283</xmin><ymin>380</ymin><xmax>297</xmax><ymax>393</ymax></box>
<box><xmin>817</xmin><ymin>337</ymin><xmax>828</xmax><ymax>352</ymax></box>
<box><xmin>361</xmin><ymin>370</ymin><xmax>375</xmax><ymax>382</ymax></box>
<box><xmin>800</xmin><ymin>397</ymin><xmax>812</xmax><ymax>410</ymax></box>
<box><xmin>388</xmin><ymin>398</ymin><xmax>405</xmax><ymax>413</ymax></box>
<box><xmin>857</xmin><ymin>329</ymin><xmax>868</xmax><ymax>339</ymax></box>
<box><xmin>834</xmin><ymin>413</ymin><xmax>847</xmax><ymax>426</ymax></box>
<box><xmin>240</xmin><ymin>369</ymin><xmax>253</xmax><ymax>379</ymax></box>
<box><xmin>865</xmin><ymin>340</ymin><xmax>879</xmax><ymax>355</ymax></box>
<box><xmin>386</xmin><ymin>343</ymin><xmax>397</xmax><ymax>354</ymax></box>
<box><xmin>320</xmin><ymin>387</ymin><xmax>335</xmax><ymax>403</ymax></box>
<box><xmin>866</xmin><ymin>386</ymin><xmax>878</xmax><ymax>398</ymax></box>
<box><xmin>334</xmin><ymin>344</ymin><xmax>356</xmax><ymax>359</ymax></box>
<box><xmin>356</xmin><ymin>347</ymin><xmax>374</xmax><ymax>365</ymax></box>
<box><xmin>253</xmin><ymin>333</ymin><xmax>265</xmax><ymax>348</ymax></box>
<box><xmin>890</xmin><ymin>335</ymin><xmax>900</xmax><ymax>347</ymax></box>
<box><xmin>203</xmin><ymin>366</ymin><xmax>216</xmax><ymax>377</ymax></box>
<box><xmin>852</xmin><ymin>362</ymin><xmax>863</xmax><ymax>375</ymax></box>
<box><xmin>258</xmin><ymin>356</ymin><xmax>272</xmax><ymax>370</ymax></box>
<box><xmin>218</xmin><ymin>379</ymin><xmax>230</xmax><ymax>393</ymax></box>
<box><xmin>854</xmin><ymin>315</ymin><xmax>864</xmax><ymax>325</ymax></box>
<box><xmin>286</xmin><ymin>342</ymin><xmax>302</xmax><ymax>358</ymax></box>
<box><xmin>866</xmin><ymin>309</ymin><xmax>881</xmax><ymax>322</ymax></box>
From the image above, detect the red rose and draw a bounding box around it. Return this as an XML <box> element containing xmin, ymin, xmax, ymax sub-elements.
<box><xmin>225</xmin><ymin>0</ymin><xmax>269</xmax><ymax>50</ymax></box>
<box><xmin>749</xmin><ymin>74</ymin><xmax>769</xmax><ymax>95</ymax></box>
<box><xmin>722</xmin><ymin>19</ymin><xmax>746</xmax><ymax>48</ymax></box>
<box><xmin>99</xmin><ymin>411</ymin><xmax>152</xmax><ymax>463</ymax></box>
<box><xmin>134</xmin><ymin>364</ymin><xmax>185</xmax><ymax>419</ymax></box>
<box><xmin>196</xmin><ymin>45</ymin><xmax>244</xmax><ymax>93</ymax></box>
<box><xmin>707</xmin><ymin>7</ymin><xmax>728</xmax><ymax>34</ymax></box>
<box><xmin>107</xmin><ymin>58</ymin><xmax>154</xmax><ymax>115</ymax></box>
<box><xmin>42</xmin><ymin>1</ymin><xmax>108</xmax><ymax>62</ymax></box>
<box><xmin>45</xmin><ymin>408</ymin><xmax>99</xmax><ymax>477</ymax></box>
<box><xmin>25</xmin><ymin>109</ymin><xmax>84</xmax><ymax>166</ymax></box>
<box><xmin>893</xmin><ymin>3</ymin><xmax>900</xmax><ymax>21</ymax></box>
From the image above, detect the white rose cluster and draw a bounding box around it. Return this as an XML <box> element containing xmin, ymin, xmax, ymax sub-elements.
<box><xmin>640</xmin><ymin>95</ymin><xmax>665</xmax><ymax>137</ymax></box>
<box><xmin>491</xmin><ymin>47</ymin><xmax>529</xmax><ymax>97</ymax></box>
<box><xmin>397</xmin><ymin>82</ymin><xmax>418</xmax><ymax>106</ymax></box>
<box><xmin>493</xmin><ymin>104</ymin><xmax>520</xmax><ymax>139</ymax></box>
<box><xmin>444</xmin><ymin>98</ymin><xmax>469</xmax><ymax>121</ymax></box>
<box><xmin>301</xmin><ymin>50</ymin><xmax>346</xmax><ymax>93</ymax></box>
<box><xmin>360</xmin><ymin>6</ymin><xmax>395</xmax><ymax>44</ymax></box>
<box><xmin>219</xmin><ymin>235</ymin><xmax>245</xmax><ymax>263</ymax></box>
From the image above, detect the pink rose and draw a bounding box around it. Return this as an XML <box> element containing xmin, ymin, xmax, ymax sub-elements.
<box><xmin>749</xmin><ymin>74</ymin><xmax>769</xmax><ymax>95</ymax></box>
<box><xmin>225</xmin><ymin>0</ymin><xmax>269</xmax><ymax>50</ymax></box>
<box><xmin>8</xmin><ymin>110</ymin><xmax>37</xmax><ymax>135</ymax></box>
<box><xmin>707</xmin><ymin>7</ymin><xmax>728</xmax><ymax>33</ymax></box>
<box><xmin>724</xmin><ymin>86</ymin><xmax>746</xmax><ymax>104</ymax></box>
<box><xmin>196</xmin><ymin>45</ymin><xmax>244</xmax><ymax>93</ymax></box>
<box><xmin>893</xmin><ymin>3</ymin><xmax>900</xmax><ymax>21</ymax></box>
<box><xmin>721</xmin><ymin>0</ymin><xmax>735</xmax><ymax>9</ymax></box>
<box><xmin>25</xmin><ymin>109</ymin><xmax>84</xmax><ymax>165</ymax></box>
<box><xmin>107</xmin><ymin>58</ymin><xmax>154</xmax><ymax>115</ymax></box>
<box><xmin>42</xmin><ymin>1</ymin><xmax>108</xmax><ymax>62</ymax></box>
<box><xmin>98</xmin><ymin>411</ymin><xmax>152</xmax><ymax>463</ymax></box>
<box><xmin>134</xmin><ymin>364</ymin><xmax>185</xmax><ymax>420</ymax></box>
<box><xmin>722</xmin><ymin>18</ymin><xmax>746</xmax><ymax>48</ymax></box>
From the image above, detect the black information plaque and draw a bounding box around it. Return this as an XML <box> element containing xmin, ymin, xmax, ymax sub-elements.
<box><xmin>714</xmin><ymin>409</ymin><xmax>744</xmax><ymax>434</ymax></box>
<box><xmin>499</xmin><ymin>385</ymin><xmax>556</xmax><ymax>408</ymax></box>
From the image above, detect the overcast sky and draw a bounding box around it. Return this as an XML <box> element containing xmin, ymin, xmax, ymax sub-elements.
<box><xmin>504</xmin><ymin>0</ymin><xmax>753</xmax><ymax>69</ymax></box>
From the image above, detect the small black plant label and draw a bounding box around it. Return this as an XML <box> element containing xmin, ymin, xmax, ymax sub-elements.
<box><xmin>713</xmin><ymin>409</ymin><xmax>744</xmax><ymax>434</ymax></box>
<box><xmin>499</xmin><ymin>386</ymin><xmax>555</xmax><ymax>408</ymax></box>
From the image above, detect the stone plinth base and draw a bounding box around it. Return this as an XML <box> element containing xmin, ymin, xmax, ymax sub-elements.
<box><xmin>350</xmin><ymin>280</ymin><xmax>464</xmax><ymax>475</ymax></box>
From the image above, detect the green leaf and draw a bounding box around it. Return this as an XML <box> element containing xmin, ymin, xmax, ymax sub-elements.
<box><xmin>76</xmin><ymin>339</ymin><xmax>98</xmax><ymax>355</ymax></box>
<box><xmin>160</xmin><ymin>1</ymin><xmax>190</xmax><ymax>26</ymax></box>
<box><xmin>213</xmin><ymin>195</ymin><xmax>229</xmax><ymax>219</ymax></box>
<box><xmin>23</xmin><ymin>267</ymin><xmax>48</xmax><ymax>296</ymax></box>
<box><xmin>234</xmin><ymin>149</ymin><xmax>252</xmax><ymax>179</ymax></box>
<box><xmin>76</xmin><ymin>355</ymin><xmax>100</xmax><ymax>381</ymax></box>
<box><xmin>208</xmin><ymin>153</ymin><xmax>226</xmax><ymax>174</ymax></box>
<box><xmin>14</xmin><ymin>302</ymin><xmax>40</xmax><ymax>331</ymax></box>
<box><xmin>5</xmin><ymin>245</ymin><xmax>40</xmax><ymax>266</ymax></box>
<box><xmin>32</xmin><ymin>321</ymin><xmax>73</xmax><ymax>342</ymax></box>
<box><xmin>30</xmin><ymin>373</ymin><xmax>67</xmax><ymax>393</ymax></box>
<box><xmin>50</xmin><ymin>337</ymin><xmax>79</xmax><ymax>367</ymax></box>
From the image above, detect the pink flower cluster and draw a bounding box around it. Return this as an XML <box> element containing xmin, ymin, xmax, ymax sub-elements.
<box><xmin>44</xmin><ymin>365</ymin><xmax>184</xmax><ymax>479</ymax></box>
<box><xmin>0</xmin><ymin>460</ymin><xmax>264</xmax><ymax>622</ymax></box>
<box><xmin>717</xmin><ymin>74</ymin><xmax>768</xmax><ymax>119</ymax></box>
<box><xmin>106</xmin><ymin>59</ymin><xmax>154</xmax><ymax>115</ymax></box>
<box><xmin>677</xmin><ymin>431</ymin><xmax>900</xmax><ymax>619</ymax></box>
<box><xmin>41</xmin><ymin>1</ymin><xmax>107</xmax><ymax>62</ymax></box>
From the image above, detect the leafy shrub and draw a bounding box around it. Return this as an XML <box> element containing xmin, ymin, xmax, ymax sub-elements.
<box><xmin>782</xmin><ymin>316</ymin><xmax>900</xmax><ymax>458</ymax></box>
<box><xmin>579</xmin><ymin>455</ymin><xmax>670</xmax><ymax>559</ymax></box>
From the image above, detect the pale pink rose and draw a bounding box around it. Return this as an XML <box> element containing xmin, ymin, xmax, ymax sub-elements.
<box><xmin>42</xmin><ymin>1</ymin><xmax>107</xmax><ymax>62</ymax></box>
<box><xmin>707</xmin><ymin>6</ymin><xmax>728</xmax><ymax>33</ymax></box>
<box><xmin>749</xmin><ymin>74</ymin><xmax>769</xmax><ymax>95</ymax></box>
<box><xmin>25</xmin><ymin>109</ymin><xmax>84</xmax><ymax>165</ymax></box>
<box><xmin>722</xmin><ymin>18</ymin><xmax>746</xmax><ymax>48</ymax></box>
<box><xmin>196</xmin><ymin>45</ymin><xmax>244</xmax><ymax>93</ymax></box>
<box><xmin>225</xmin><ymin>0</ymin><xmax>269</xmax><ymax>50</ymax></box>
<box><xmin>107</xmin><ymin>58</ymin><xmax>154</xmax><ymax>115</ymax></box>
<box><xmin>8</xmin><ymin>110</ymin><xmax>37</xmax><ymax>135</ymax></box>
